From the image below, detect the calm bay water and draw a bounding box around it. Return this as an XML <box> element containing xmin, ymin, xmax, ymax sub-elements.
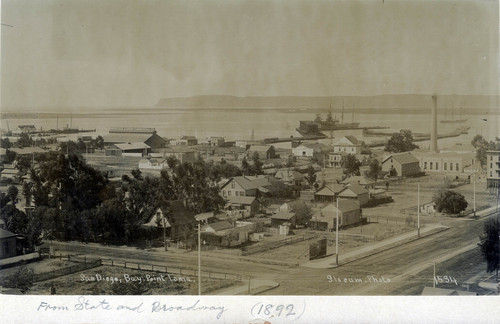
<box><xmin>2</xmin><ymin>108</ymin><xmax>498</xmax><ymax>147</ymax></box>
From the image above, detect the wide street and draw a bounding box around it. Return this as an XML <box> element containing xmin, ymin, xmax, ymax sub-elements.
<box><xmin>49</xmin><ymin>207</ymin><xmax>499</xmax><ymax>296</ymax></box>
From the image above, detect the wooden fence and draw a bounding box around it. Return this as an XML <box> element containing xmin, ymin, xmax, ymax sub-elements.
<box><xmin>241</xmin><ymin>234</ymin><xmax>316</xmax><ymax>256</ymax></box>
<box><xmin>100</xmin><ymin>258</ymin><xmax>241</xmax><ymax>281</ymax></box>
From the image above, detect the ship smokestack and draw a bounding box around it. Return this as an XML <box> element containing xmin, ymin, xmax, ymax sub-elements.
<box><xmin>431</xmin><ymin>95</ymin><xmax>438</xmax><ymax>152</ymax></box>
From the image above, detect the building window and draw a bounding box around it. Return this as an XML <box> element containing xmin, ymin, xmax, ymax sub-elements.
<box><xmin>231</xmin><ymin>182</ymin><xmax>235</xmax><ymax>189</ymax></box>
<box><xmin>222</xmin><ymin>190</ymin><xmax>226</xmax><ymax>197</ymax></box>
<box><xmin>444</xmin><ymin>162</ymin><xmax>447</xmax><ymax>171</ymax></box>
<box><xmin>228</xmin><ymin>191</ymin><xmax>231</xmax><ymax>196</ymax></box>
<box><xmin>430</xmin><ymin>162</ymin><xmax>433</xmax><ymax>170</ymax></box>
<box><xmin>235</xmin><ymin>191</ymin><xmax>239</xmax><ymax>196</ymax></box>
<box><xmin>491</xmin><ymin>163</ymin><xmax>493</xmax><ymax>169</ymax></box>
<box><xmin>450</xmin><ymin>163</ymin><xmax>453</xmax><ymax>171</ymax></box>
<box><xmin>456</xmin><ymin>163</ymin><xmax>459</xmax><ymax>171</ymax></box>
<box><xmin>240</xmin><ymin>191</ymin><xmax>245</xmax><ymax>196</ymax></box>
<box><xmin>424</xmin><ymin>162</ymin><xmax>427</xmax><ymax>169</ymax></box>
<box><xmin>436</xmin><ymin>162</ymin><xmax>439</xmax><ymax>170</ymax></box>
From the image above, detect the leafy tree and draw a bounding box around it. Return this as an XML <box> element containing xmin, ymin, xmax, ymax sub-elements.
<box><xmin>17</xmin><ymin>133</ymin><xmax>33</xmax><ymax>147</ymax></box>
<box><xmin>166</xmin><ymin>156</ymin><xmax>179</xmax><ymax>169</ymax></box>
<box><xmin>4</xmin><ymin>149</ymin><xmax>16</xmax><ymax>163</ymax></box>
<box><xmin>366</xmin><ymin>159</ymin><xmax>381</xmax><ymax>180</ymax></box>
<box><xmin>471</xmin><ymin>135</ymin><xmax>496</xmax><ymax>167</ymax></box>
<box><xmin>305</xmin><ymin>165</ymin><xmax>317</xmax><ymax>187</ymax></box>
<box><xmin>93</xmin><ymin>135</ymin><xmax>105</xmax><ymax>151</ymax></box>
<box><xmin>241</xmin><ymin>157</ymin><xmax>251</xmax><ymax>175</ymax></box>
<box><xmin>131</xmin><ymin>168</ymin><xmax>143</xmax><ymax>180</ymax></box>
<box><xmin>251</xmin><ymin>152</ymin><xmax>263</xmax><ymax>175</ymax></box>
<box><xmin>343</xmin><ymin>154</ymin><xmax>361</xmax><ymax>176</ymax></box>
<box><xmin>213</xmin><ymin>160</ymin><xmax>241</xmax><ymax>179</ymax></box>
<box><xmin>1</xmin><ymin>138</ymin><xmax>13</xmax><ymax>149</ymax></box>
<box><xmin>15</xmin><ymin>155</ymin><xmax>33</xmax><ymax>175</ymax></box>
<box><xmin>29</xmin><ymin>152</ymin><xmax>109</xmax><ymax>211</ymax></box>
<box><xmin>478</xmin><ymin>219</ymin><xmax>499</xmax><ymax>280</ymax></box>
<box><xmin>6</xmin><ymin>265</ymin><xmax>35</xmax><ymax>294</ymax></box>
<box><xmin>171</xmin><ymin>158</ymin><xmax>225</xmax><ymax>214</ymax></box>
<box><xmin>268</xmin><ymin>181</ymin><xmax>295</xmax><ymax>199</ymax></box>
<box><xmin>7</xmin><ymin>185</ymin><xmax>19</xmax><ymax>205</ymax></box>
<box><xmin>294</xmin><ymin>203</ymin><xmax>313</xmax><ymax>226</ymax></box>
<box><xmin>433</xmin><ymin>189</ymin><xmax>468</xmax><ymax>214</ymax></box>
<box><xmin>384</xmin><ymin>129</ymin><xmax>419</xmax><ymax>153</ymax></box>
<box><xmin>285</xmin><ymin>155</ymin><xmax>295</xmax><ymax>168</ymax></box>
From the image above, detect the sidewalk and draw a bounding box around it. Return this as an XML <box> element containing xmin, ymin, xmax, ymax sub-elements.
<box><xmin>212</xmin><ymin>278</ymin><xmax>280</xmax><ymax>295</ymax></box>
<box><xmin>302</xmin><ymin>223</ymin><xmax>449</xmax><ymax>269</ymax></box>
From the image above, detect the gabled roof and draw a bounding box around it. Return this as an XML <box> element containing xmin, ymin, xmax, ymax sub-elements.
<box><xmin>281</xmin><ymin>200</ymin><xmax>308</xmax><ymax>211</ymax></box>
<box><xmin>274</xmin><ymin>170</ymin><xmax>304</xmax><ymax>181</ymax></box>
<box><xmin>316</xmin><ymin>184</ymin><xmax>345</xmax><ymax>196</ymax></box>
<box><xmin>223</xmin><ymin>176</ymin><xmax>276</xmax><ymax>191</ymax></box>
<box><xmin>114</xmin><ymin>142</ymin><xmax>151</xmax><ymax>150</ymax></box>
<box><xmin>103</xmin><ymin>133</ymin><xmax>155</xmax><ymax>144</ymax></box>
<box><xmin>339</xmin><ymin>183</ymin><xmax>369</xmax><ymax>196</ymax></box>
<box><xmin>321</xmin><ymin>200</ymin><xmax>360</xmax><ymax>213</ymax></box>
<box><xmin>341</xmin><ymin>176</ymin><xmax>376</xmax><ymax>186</ymax></box>
<box><xmin>334</xmin><ymin>136</ymin><xmax>361</xmax><ymax>146</ymax></box>
<box><xmin>382</xmin><ymin>152</ymin><xmax>419</xmax><ymax>165</ymax></box>
<box><xmin>225</xmin><ymin>195</ymin><xmax>257</xmax><ymax>205</ymax></box>
<box><xmin>0</xmin><ymin>228</ymin><xmax>17</xmax><ymax>239</ymax></box>
<box><xmin>206</xmin><ymin>221</ymin><xmax>233</xmax><ymax>232</ymax></box>
<box><xmin>271</xmin><ymin>212</ymin><xmax>296</xmax><ymax>220</ymax></box>
<box><xmin>302</xmin><ymin>142</ymin><xmax>333</xmax><ymax>152</ymax></box>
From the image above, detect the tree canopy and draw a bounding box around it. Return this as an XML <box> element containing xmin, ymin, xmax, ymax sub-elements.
<box><xmin>343</xmin><ymin>154</ymin><xmax>361</xmax><ymax>176</ymax></box>
<box><xmin>471</xmin><ymin>135</ymin><xmax>497</xmax><ymax>167</ymax></box>
<box><xmin>384</xmin><ymin>129</ymin><xmax>419</xmax><ymax>153</ymax></box>
<box><xmin>478</xmin><ymin>219</ymin><xmax>499</xmax><ymax>279</ymax></box>
<box><xmin>433</xmin><ymin>189</ymin><xmax>468</xmax><ymax>214</ymax></box>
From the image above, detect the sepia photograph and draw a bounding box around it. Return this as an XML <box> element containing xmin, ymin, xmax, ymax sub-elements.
<box><xmin>0</xmin><ymin>0</ymin><xmax>499</xmax><ymax>322</ymax></box>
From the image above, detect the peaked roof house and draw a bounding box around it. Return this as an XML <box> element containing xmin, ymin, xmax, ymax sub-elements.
<box><xmin>337</xmin><ymin>184</ymin><xmax>369</xmax><ymax>206</ymax></box>
<box><xmin>171</xmin><ymin>136</ymin><xmax>198</xmax><ymax>146</ymax></box>
<box><xmin>247</xmin><ymin>145</ymin><xmax>276</xmax><ymax>159</ymax></box>
<box><xmin>274</xmin><ymin>170</ymin><xmax>304</xmax><ymax>190</ymax></box>
<box><xmin>270</xmin><ymin>212</ymin><xmax>297</xmax><ymax>228</ymax></box>
<box><xmin>381</xmin><ymin>152</ymin><xmax>420</xmax><ymax>177</ymax></box>
<box><xmin>103</xmin><ymin>131</ymin><xmax>167</xmax><ymax>151</ymax></box>
<box><xmin>277</xmin><ymin>200</ymin><xmax>309</xmax><ymax>213</ymax></box>
<box><xmin>341</xmin><ymin>176</ymin><xmax>376</xmax><ymax>189</ymax></box>
<box><xmin>220</xmin><ymin>175</ymin><xmax>278</xmax><ymax>198</ymax></box>
<box><xmin>144</xmin><ymin>200</ymin><xmax>197</xmax><ymax>241</ymax></box>
<box><xmin>225</xmin><ymin>195</ymin><xmax>260</xmax><ymax>218</ymax></box>
<box><xmin>202</xmin><ymin>221</ymin><xmax>234</xmax><ymax>234</ymax></box>
<box><xmin>315</xmin><ymin>183</ymin><xmax>345</xmax><ymax>202</ymax></box>
<box><xmin>309</xmin><ymin>200</ymin><xmax>362</xmax><ymax>230</ymax></box>
<box><xmin>333</xmin><ymin>136</ymin><xmax>363</xmax><ymax>154</ymax></box>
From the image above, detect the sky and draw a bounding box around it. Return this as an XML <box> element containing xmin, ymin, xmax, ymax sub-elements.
<box><xmin>1</xmin><ymin>0</ymin><xmax>498</xmax><ymax>110</ymax></box>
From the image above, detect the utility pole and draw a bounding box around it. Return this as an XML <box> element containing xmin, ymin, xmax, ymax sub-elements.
<box><xmin>198</xmin><ymin>223</ymin><xmax>201</xmax><ymax>296</ymax></box>
<box><xmin>473</xmin><ymin>175</ymin><xmax>476</xmax><ymax>218</ymax></box>
<box><xmin>163</xmin><ymin>218</ymin><xmax>167</xmax><ymax>251</ymax></box>
<box><xmin>433</xmin><ymin>262</ymin><xmax>436</xmax><ymax>288</ymax></box>
<box><xmin>335</xmin><ymin>197</ymin><xmax>339</xmax><ymax>266</ymax></box>
<box><xmin>417</xmin><ymin>183</ymin><xmax>420</xmax><ymax>238</ymax></box>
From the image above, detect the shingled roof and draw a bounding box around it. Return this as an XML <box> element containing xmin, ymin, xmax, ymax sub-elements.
<box><xmin>383</xmin><ymin>152</ymin><xmax>419</xmax><ymax>165</ymax></box>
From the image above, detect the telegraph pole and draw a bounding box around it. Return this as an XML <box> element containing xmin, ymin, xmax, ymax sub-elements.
<box><xmin>473</xmin><ymin>175</ymin><xmax>476</xmax><ymax>218</ymax></box>
<box><xmin>198</xmin><ymin>223</ymin><xmax>201</xmax><ymax>295</ymax></box>
<box><xmin>335</xmin><ymin>197</ymin><xmax>339</xmax><ymax>266</ymax></box>
<box><xmin>417</xmin><ymin>183</ymin><xmax>420</xmax><ymax>238</ymax></box>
